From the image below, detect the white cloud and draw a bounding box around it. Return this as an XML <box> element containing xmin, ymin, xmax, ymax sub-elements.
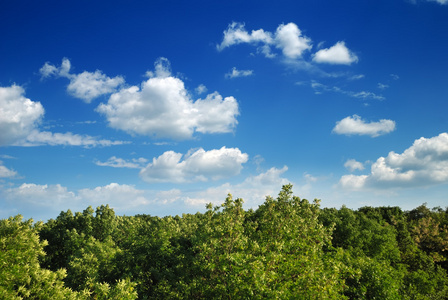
<box><xmin>4</xmin><ymin>182</ymin><xmax>148</xmax><ymax>215</ymax></box>
<box><xmin>195</xmin><ymin>84</ymin><xmax>207</xmax><ymax>95</ymax></box>
<box><xmin>184</xmin><ymin>166</ymin><xmax>289</xmax><ymax>208</ymax></box>
<box><xmin>95</xmin><ymin>156</ymin><xmax>148</xmax><ymax>169</ymax></box>
<box><xmin>140</xmin><ymin>147</ymin><xmax>248</xmax><ymax>183</ymax></box>
<box><xmin>0</xmin><ymin>162</ymin><xmax>17</xmax><ymax>178</ymax></box>
<box><xmin>333</xmin><ymin>115</ymin><xmax>396</xmax><ymax>137</ymax></box>
<box><xmin>311</xmin><ymin>82</ymin><xmax>385</xmax><ymax>101</ymax></box>
<box><xmin>40</xmin><ymin>58</ymin><xmax>125</xmax><ymax>103</ymax></box>
<box><xmin>275</xmin><ymin>23</ymin><xmax>312</xmax><ymax>59</ymax></box>
<box><xmin>225</xmin><ymin>67</ymin><xmax>254</xmax><ymax>79</ymax></box>
<box><xmin>0</xmin><ymin>85</ymin><xmax>126</xmax><ymax>148</ymax></box>
<box><xmin>312</xmin><ymin>41</ymin><xmax>358</xmax><ymax>65</ymax></box>
<box><xmin>340</xmin><ymin>132</ymin><xmax>448</xmax><ymax>190</ymax></box>
<box><xmin>426</xmin><ymin>0</ymin><xmax>447</xmax><ymax>4</ymax></box>
<box><xmin>217</xmin><ymin>22</ymin><xmax>274</xmax><ymax>51</ymax></box>
<box><xmin>344</xmin><ymin>159</ymin><xmax>365</xmax><ymax>172</ymax></box>
<box><xmin>378</xmin><ymin>83</ymin><xmax>389</xmax><ymax>90</ymax></box>
<box><xmin>97</xmin><ymin>58</ymin><xmax>239</xmax><ymax>140</ymax></box>
<box><xmin>0</xmin><ymin>85</ymin><xmax>44</xmax><ymax>146</ymax></box>
<box><xmin>5</xmin><ymin>183</ymin><xmax>77</xmax><ymax>207</ymax></box>
<box><xmin>349</xmin><ymin>74</ymin><xmax>365</xmax><ymax>80</ymax></box>
<box><xmin>17</xmin><ymin>130</ymin><xmax>128</xmax><ymax>148</ymax></box>
<box><xmin>78</xmin><ymin>183</ymin><xmax>149</xmax><ymax>209</ymax></box>
<box><xmin>217</xmin><ymin>22</ymin><xmax>312</xmax><ymax>60</ymax></box>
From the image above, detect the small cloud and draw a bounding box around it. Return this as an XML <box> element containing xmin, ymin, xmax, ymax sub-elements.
<box><xmin>225</xmin><ymin>67</ymin><xmax>254</xmax><ymax>79</ymax></box>
<box><xmin>312</xmin><ymin>41</ymin><xmax>358</xmax><ymax>65</ymax></box>
<box><xmin>378</xmin><ymin>83</ymin><xmax>389</xmax><ymax>90</ymax></box>
<box><xmin>390</xmin><ymin>74</ymin><xmax>399</xmax><ymax>80</ymax></box>
<box><xmin>344</xmin><ymin>159</ymin><xmax>365</xmax><ymax>172</ymax></box>
<box><xmin>95</xmin><ymin>156</ymin><xmax>148</xmax><ymax>169</ymax></box>
<box><xmin>195</xmin><ymin>84</ymin><xmax>207</xmax><ymax>95</ymax></box>
<box><xmin>333</xmin><ymin>115</ymin><xmax>396</xmax><ymax>137</ymax></box>
<box><xmin>39</xmin><ymin>58</ymin><xmax>124</xmax><ymax>103</ymax></box>
<box><xmin>349</xmin><ymin>74</ymin><xmax>365</xmax><ymax>80</ymax></box>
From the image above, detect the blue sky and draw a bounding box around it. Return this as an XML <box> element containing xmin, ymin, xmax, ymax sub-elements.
<box><xmin>1</xmin><ymin>0</ymin><xmax>448</xmax><ymax>221</ymax></box>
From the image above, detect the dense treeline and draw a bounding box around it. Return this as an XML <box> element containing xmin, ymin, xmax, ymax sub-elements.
<box><xmin>1</xmin><ymin>184</ymin><xmax>448</xmax><ymax>299</ymax></box>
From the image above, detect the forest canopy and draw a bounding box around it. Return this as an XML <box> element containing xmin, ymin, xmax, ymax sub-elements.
<box><xmin>1</xmin><ymin>184</ymin><xmax>448</xmax><ymax>299</ymax></box>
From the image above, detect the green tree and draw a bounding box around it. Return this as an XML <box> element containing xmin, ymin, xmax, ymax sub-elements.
<box><xmin>0</xmin><ymin>215</ymin><xmax>82</xmax><ymax>299</ymax></box>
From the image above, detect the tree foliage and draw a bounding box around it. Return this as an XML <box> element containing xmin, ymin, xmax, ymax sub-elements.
<box><xmin>1</xmin><ymin>185</ymin><xmax>448</xmax><ymax>299</ymax></box>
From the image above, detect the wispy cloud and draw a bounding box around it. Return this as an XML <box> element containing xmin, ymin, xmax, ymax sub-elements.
<box><xmin>311</xmin><ymin>81</ymin><xmax>385</xmax><ymax>100</ymax></box>
<box><xmin>225</xmin><ymin>67</ymin><xmax>254</xmax><ymax>79</ymax></box>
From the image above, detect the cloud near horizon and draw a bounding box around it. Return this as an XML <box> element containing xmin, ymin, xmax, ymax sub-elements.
<box><xmin>139</xmin><ymin>147</ymin><xmax>249</xmax><ymax>183</ymax></box>
<box><xmin>340</xmin><ymin>132</ymin><xmax>448</xmax><ymax>190</ymax></box>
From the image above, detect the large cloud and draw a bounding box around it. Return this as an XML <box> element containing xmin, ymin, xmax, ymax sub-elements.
<box><xmin>40</xmin><ymin>58</ymin><xmax>125</xmax><ymax>103</ymax></box>
<box><xmin>0</xmin><ymin>85</ymin><xmax>44</xmax><ymax>146</ymax></box>
<box><xmin>333</xmin><ymin>115</ymin><xmax>396</xmax><ymax>137</ymax></box>
<box><xmin>139</xmin><ymin>147</ymin><xmax>249</xmax><ymax>183</ymax></box>
<box><xmin>96</xmin><ymin>58</ymin><xmax>239</xmax><ymax>140</ymax></box>
<box><xmin>312</xmin><ymin>41</ymin><xmax>358</xmax><ymax>65</ymax></box>
<box><xmin>340</xmin><ymin>132</ymin><xmax>448</xmax><ymax>190</ymax></box>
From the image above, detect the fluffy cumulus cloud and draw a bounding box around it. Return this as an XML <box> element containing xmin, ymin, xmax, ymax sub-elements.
<box><xmin>40</xmin><ymin>58</ymin><xmax>124</xmax><ymax>103</ymax></box>
<box><xmin>340</xmin><ymin>133</ymin><xmax>448</xmax><ymax>190</ymax></box>
<box><xmin>225</xmin><ymin>67</ymin><xmax>254</xmax><ymax>79</ymax></box>
<box><xmin>140</xmin><ymin>147</ymin><xmax>248</xmax><ymax>183</ymax></box>
<box><xmin>312</xmin><ymin>41</ymin><xmax>358</xmax><ymax>65</ymax></box>
<box><xmin>0</xmin><ymin>85</ymin><xmax>44</xmax><ymax>146</ymax></box>
<box><xmin>333</xmin><ymin>115</ymin><xmax>396</xmax><ymax>137</ymax></box>
<box><xmin>217</xmin><ymin>22</ymin><xmax>312</xmax><ymax>59</ymax></box>
<box><xmin>274</xmin><ymin>23</ymin><xmax>312</xmax><ymax>59</ymax></box>
<box><xmin>97</xmin><ymin>58</ymin><xmax>239</xmax><ymax>140</ymax></box>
